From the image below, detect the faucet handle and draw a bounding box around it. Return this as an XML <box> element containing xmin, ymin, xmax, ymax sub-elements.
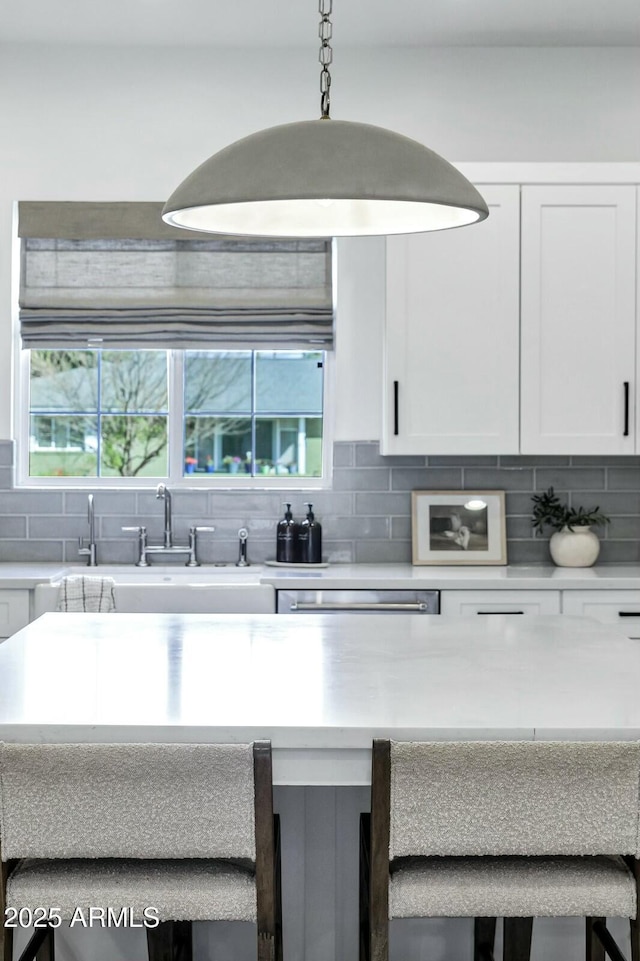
<box><xmin>185</xmin><ymin>526</ymin><xmax>215</xmax><ymax>568</ymax></box>
<box><xmin>122</xmin><ymin>525</ymin><xmax>147</xmax><ymax>532</ymax></box>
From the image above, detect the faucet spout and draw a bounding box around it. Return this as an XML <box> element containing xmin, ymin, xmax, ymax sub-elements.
<box><xmin>78</xmin><ymin>493</ymin><xmax>98</xmax><ymax>566</ymax></box>
<box><xmin>156</xmin><ymin>483</ymin><xmax>173</xmax><ymax>548</ymax></box>
<box><xmin>87</xmin><ymin>493</ymin><xmax>95</xmax><ymax>544</ymax></box>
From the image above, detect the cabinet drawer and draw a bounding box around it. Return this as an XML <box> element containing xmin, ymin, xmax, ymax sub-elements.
<box><xmin>0</xmin><ymin>589</ymin><xmax>30</xmax><ymax>639</ymax></box>
<box><xmin>562</xmin><ymin>591</ymin><xmax>640</xmax><ymax>637</ymax></box>
<box><xmin>440</xmin><ymin>590</ymin><xmax>561</xmax><ymax>616</ymax></box>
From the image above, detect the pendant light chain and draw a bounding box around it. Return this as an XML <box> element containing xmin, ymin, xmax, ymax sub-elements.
<box><xmin>319</xmin><ymin>0</ymin><xmax>333</xmax><ymax>119</ymax></box>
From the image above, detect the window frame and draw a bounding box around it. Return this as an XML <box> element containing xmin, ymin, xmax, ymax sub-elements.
<box><xmin>14</xmin><ymin>346</ymin><xmax>334</xmax><ymax>490</ymax></box>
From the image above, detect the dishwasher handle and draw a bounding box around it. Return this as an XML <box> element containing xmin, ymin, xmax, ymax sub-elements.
<box><xmin>290</xmin><ymin>601</ymin><xmax>428</xmax><ymax>613</ymax></box>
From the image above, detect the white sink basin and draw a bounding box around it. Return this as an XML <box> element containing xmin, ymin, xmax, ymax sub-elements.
<box><xmin>34</xmin><ymin>565</ymin><xmax>274</xmax><ymax>616</ymax></box>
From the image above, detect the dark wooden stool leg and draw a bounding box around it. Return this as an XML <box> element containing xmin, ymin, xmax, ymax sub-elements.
<box><xmin>586</xmin><ymin>917</ymin><xmax>606</xmax><ymax>961</ymax></box>
<box><xmin>147</xmin><ymin>921</ymin><xmax>192</xmax><ymax>961</ymax></box>
<box><xmin>503</xmin><ymin>917</ymin><xmax>533</xmax><ymax>961</ymax></box>
<box><xmin>0</xmin><ymin>927</ymin><xmax>12</xmax><ymax>961</ymax></box>
<box><xmin>174</xmin><ymin>922</ymin><xmax>192</xmax><ymax>961</ymax></box>
<box><xmin>359</xmin><ymin>814</ymin><xmax>372</xmax><ymax>961</ymax></box>
<box><xmin>474</xmin><ymin>918</ymin><xmax>497</xmax><ymax>961</ymax></box>
<box><xmin>35</xmin><ymin>927</ymin><xmax>55</xmax><ymax>961</ymax></box>
<box><xmin>631</xmin><ymin>917</ymin><xmax>640</xmax><ymax>961</ymax></box>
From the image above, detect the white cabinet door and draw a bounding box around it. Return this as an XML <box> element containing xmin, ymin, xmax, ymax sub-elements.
<box><xmin>520</xmin><ymin>185</ymin><xmax>637</xmax><ymax>455</ymax></box>
<box><xmin>0</xmin><ymin>589</ymin><xmax>30</xmax><ymax>639</ymax></box>
<box><xmin>382</xmin><ymin>185</ymin><xmax>520</xmax><ymax>454</ymax></box>
<box><xmin>562</xmin><ymin>590</ymin><xmax>640</xmax><ymax>638</ymax></box>
<box><xmin>441</xmin><ymin>590</ymin><xmax>561</xmax><ymax>616</ymax></box>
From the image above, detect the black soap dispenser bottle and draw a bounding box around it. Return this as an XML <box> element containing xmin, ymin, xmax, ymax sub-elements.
<box><xmin>276</xmin><ymin>503</ymin><xmax>299</xmax><ymax>563</ymax></box>
<box><xmin>299</xmin><ymin>503</ymin><xmax>322</xmax><ymax>564</ymax></box>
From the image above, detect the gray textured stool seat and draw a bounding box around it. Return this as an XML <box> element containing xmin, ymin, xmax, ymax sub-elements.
<box><xmin>0</xmin><ymin>741</ymin><xmax>281</xmax><ymax>961</ymax></box>
<box><xmin>359</xmin><ymin>739</ymin><xmax>640</xmax><ymax>961</ymax></box>
<box><xmin>6</xmin><ymin>857</ymin><xmax>258</xmax><ymax>922</ymax></box>
<box><xmin>390</xmin><ymin>855</ymin><xmax>636</xmax><ymax>919</ymax></box>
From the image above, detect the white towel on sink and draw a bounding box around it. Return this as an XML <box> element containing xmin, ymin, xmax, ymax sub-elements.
<box><xmin>56</xmin><ymin>575</ymin><xmax>116</xmax><ymax>613</ymax></box>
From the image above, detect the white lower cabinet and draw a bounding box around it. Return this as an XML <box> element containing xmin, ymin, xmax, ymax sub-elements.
<box><xmin>562</xmin><ymin>590</ymin><xmax>640</xmax><ymax>638</ymax></box>
<box><xmin>440</xmin><ymin>590</ymin><xmax>561</xmax><ymax>616</ymax></box>
<box><xmin>0</xmin><ymin>589</ymin><xmax>30</xmax><ymax>640</ymax></box>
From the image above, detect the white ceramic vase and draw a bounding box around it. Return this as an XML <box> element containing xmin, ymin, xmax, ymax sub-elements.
<box><xmin>549</xmin><ymin>525</ymin><xmax>600</xmax><ymax>567</ymax></box>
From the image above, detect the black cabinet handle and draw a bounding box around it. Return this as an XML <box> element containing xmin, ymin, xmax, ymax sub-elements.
<box><xmin>477</xmin><ymin>610</ymin><xmax>524</xmax><ymax>615</ymax></box>
<box><xmin>624</xmin><ymin>381</ymin><xmax>630</xmax><ymax>436</ymax></box>
<box><xmin>393</xmin><ymin>380</ymin><xmax>399</xmax><ymax>436</ymax></box>
<box><xmin>618</xmin><ymin>612</ymin><xmax>640</xmax><ymax>617</ymax></box>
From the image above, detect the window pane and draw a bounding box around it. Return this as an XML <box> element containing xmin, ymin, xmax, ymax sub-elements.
<box><xmin>255</xmin><ymin>416</ymin><xmax>323</xmax><ymax>476</ymax></box>
<box><xmin>27</xmin><ymin>348</ymin><xmax>325</xmax><ymax>482</ymax></box>
<box><xmin>185</xmin><ymin>351</ymin><xmax>252</xmax><ymax>413</ymax></box>
<box><xmin>29</xmin><ymin>415</ymin><xmax>98</xmax><ymax>477</ymax></box>
<box><xmin>255</xmin><ymin>352</ymin><xmax>323</xmax><ymax>413</ymax></box>
<box><xmin>100</xmin><ymin>415</ymin><xmax>168</xmax><ymax>477</ymax></box>
<box><xmin>101</xmin><ymin>351</ymin><xmax>168</xmax><ymax>412</ymax></box>
<box><xmin>185</xmin><ymin>416</ymin><xmax>252</xmax><ymax>475</ymax></box>
<box><xmin>30</xmin><ymin>350</ymin><xmax>98</xmax><ymax>411</ymax></box>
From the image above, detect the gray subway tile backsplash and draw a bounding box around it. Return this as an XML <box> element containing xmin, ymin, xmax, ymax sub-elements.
<box><xmin>0</xmin><ymin>443</ymin><xmax>13</xmax><ymax>468</ymax></box>
<box><xmin>0</xmin><ymin>468</ymin><xmax>13</xmax><ymax>490</ymax></box>
<box><xmin>333</xmin><ymin>443</ymin><xmax>354</xmax><ymax>468</ymax></box>
<box><xmin>355</xmin><ymin>444</ymin><xmax>426</xmax><ymax>468</ymax></box>
<box><xmin>0</xmin><ymin>540</ymin><xmax>63</xmax><ymax>562</ymax></box>
<box><xmin>463</xmin><ymin>467</ymin><xmax>535</xmax><ymax>491</ymax></box>
<box><xmin>427</xmin><ymin>455</ymin><xmax>499</xmax><ymax>468</ymax></box>
<box><xmin>1</xmin><ymin>439</ymin><xmax>640</xmax><ymax>565</ymax></box>
<box><xmin>606</xmin><ymin>468</ymin><xmax>640</xmax><ymax>491</ymax></box>
<box><xmin>332</xmin><ymin>467</ymin><xmax>390</xmax><ymax>492</ymax></box>
<box><xmin>391</xmin><ymin>467</ymin><xmax>462</xmax><ymax>491</ymax></box>
<box><xmin>535</xmin><ymin>467</ymin><xmax>606</xmax><ymax>491</ymax></box>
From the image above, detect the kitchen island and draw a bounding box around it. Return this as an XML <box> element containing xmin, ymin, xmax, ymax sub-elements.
<box><xmin>1</xmin><ymin>612</ymin><xmax>640</xmax><ymax>782</ymax></box>
<box><xmin>1</xmin><ymin>611</ymin><xmax>639</xmax><ymax>961</ymax></box>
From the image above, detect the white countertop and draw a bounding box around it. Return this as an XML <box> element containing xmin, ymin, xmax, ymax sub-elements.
<box><xmin>259</xmin><ymin>562</ymin><xmax>640</xmax><ymax>590</ymax></box>
<box><xmin>0</xmin><ymin>563</ymin><xmax>74</xmax><ymax>588</ymax></box>
<box><xmin>1</xmin><ymin>612</ymin><xmax>640</xmax><ymax>784</ymax></box>
<box><xmin>3</xmin><ymin>561</ymin><xmax>640</xmax><ymax>590</ymax></box>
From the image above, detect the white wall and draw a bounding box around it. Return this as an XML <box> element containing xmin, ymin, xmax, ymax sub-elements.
<box><xmin>1</xmin><ymin>43</ymin><xmax>638</xmax><ymax>440</ymax></box>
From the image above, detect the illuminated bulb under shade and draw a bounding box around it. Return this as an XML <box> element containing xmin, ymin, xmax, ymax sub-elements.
<box><xmin>163</xmin><ymin>120</ymin><xmax>489</xmax><ymax>238</ymax></box>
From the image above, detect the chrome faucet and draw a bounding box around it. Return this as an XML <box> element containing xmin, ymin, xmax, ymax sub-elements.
<box><xmin>121</xmin><ymin>484</ymin><xmax>214</xmax><ymax>566</ymax></box>
<box><xmin>78</xmin><ymin>493</ymin><xmax>98</xmax><ymax>567</ymax></box>
<box><xmin>156</xmin><ymin>483</ymin><xmax>173</xmax><ymax>547</ymax></box>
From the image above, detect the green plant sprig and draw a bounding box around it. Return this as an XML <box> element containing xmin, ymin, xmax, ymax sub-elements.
<box><xmin>531</xmin><ymin>486</ymin><xmax>610</xmax><ymax>535</ymax></box>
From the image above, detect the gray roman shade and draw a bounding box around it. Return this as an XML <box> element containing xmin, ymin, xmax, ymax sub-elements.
<box><xmin>18</xmin><ymin>202</ymin><xmax>334</xmax><ymax>349</ymax></box>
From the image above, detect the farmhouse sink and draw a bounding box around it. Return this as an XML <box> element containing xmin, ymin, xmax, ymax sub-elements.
<box><xmin>33</xmin><ymin>565</ymin><xmax>275</xmax><ymax>616</ymax></box>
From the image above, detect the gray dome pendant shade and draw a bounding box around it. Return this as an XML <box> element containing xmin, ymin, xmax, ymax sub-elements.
<box><xmin>162</xmin><ymin>119</ymin><xmax>489</xmax><ymax>238</ymax></box>
<box><xmin>162</xmin><ymin>2</ymin><xmax>488</xmax><ymax>238</ymax></box>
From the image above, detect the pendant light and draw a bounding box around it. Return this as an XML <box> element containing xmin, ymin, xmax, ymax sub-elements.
<box><xmin>162</xmin><ymin>1</ymin><xmax>489</xmax><ymax>238</ymax></box>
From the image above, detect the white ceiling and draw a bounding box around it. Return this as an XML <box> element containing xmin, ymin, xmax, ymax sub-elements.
<box><xmin>1</xmin><ymin>0</ymin><xmax>639</xmax><ymax>47</ymax></box>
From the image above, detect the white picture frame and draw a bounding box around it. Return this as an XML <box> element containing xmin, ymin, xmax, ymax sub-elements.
<box><xmin>411</xmin><ymin>490</ymin><xmax>507</xmax><ymax>566</ymax></box>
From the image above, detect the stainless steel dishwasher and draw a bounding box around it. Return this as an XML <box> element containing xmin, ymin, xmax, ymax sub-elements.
<box><xmin>276</xmin><ymin>588</ymin><xmax>440</xmax><ymax>614</ymax></box>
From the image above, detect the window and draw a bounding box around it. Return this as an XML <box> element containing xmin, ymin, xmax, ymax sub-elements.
<box><xmin>15</xmin><ymin>201</ymin><xmax>334</xmax><ymax>487</ymax></box>
<box><xmin>24</xmin><ymin>348</ymin><xmax>326</xmax><ymax>483</ymax></box>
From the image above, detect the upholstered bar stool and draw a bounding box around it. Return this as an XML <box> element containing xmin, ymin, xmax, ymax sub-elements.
<box><xmin>359</xmin><ymin>739</ymin><xmax>640</xmax><ymax>961</ymax></box>
<box><xmin>0</xmin><ymin>741</ymin><xmax>281</xmax><ymax>961</ymax></box>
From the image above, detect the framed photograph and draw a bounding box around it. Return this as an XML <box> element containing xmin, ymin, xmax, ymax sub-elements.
<box><xmin>411</xmin><ymin>490</ymin><xmax>507</xmax><ymax>566</ymax></box>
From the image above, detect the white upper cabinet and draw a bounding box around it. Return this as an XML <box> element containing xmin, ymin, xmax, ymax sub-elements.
<box><xmin>382</xmin><ymin>185</ymin><xmax>520</xmax><ymax>455</ymax></box>
<box><xmin>520</xmin><ymin>185</ymin><xmax>637</xmax><ymax>455</ymax></box>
